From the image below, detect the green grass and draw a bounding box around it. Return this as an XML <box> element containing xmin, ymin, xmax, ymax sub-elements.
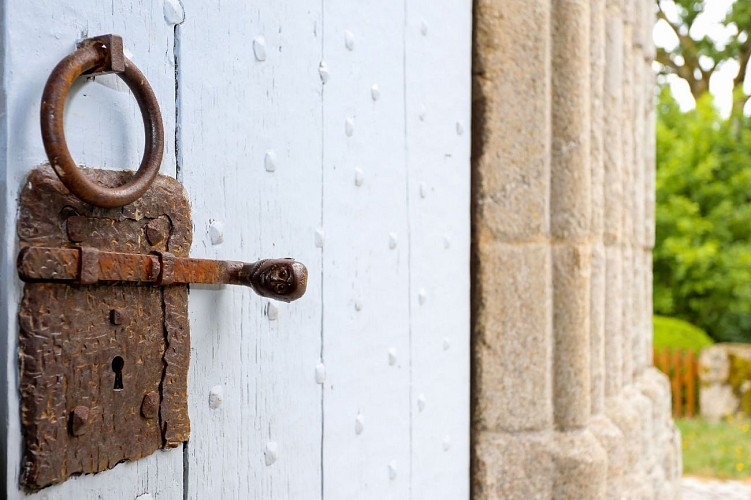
<box><xmin>677</xmin><ymin>417</ymin><xmax>751</xmax><ymax>479</ymax></box>
<box><xmin>653</xmin><ymin>315</ymin><xmax>714</xmax><ymax>351</ymax></box>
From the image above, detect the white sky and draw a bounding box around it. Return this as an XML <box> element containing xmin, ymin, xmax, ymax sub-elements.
<box><xmin>653</xmin><ymin>0</ymin><xmax>739</xmax><ymax>116</ymax></box>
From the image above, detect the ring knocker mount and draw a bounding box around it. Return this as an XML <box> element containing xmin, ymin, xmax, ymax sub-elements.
<box><xmin>17</xmin><ymin>35</ymin><xmax>308</xmax><ymax>491</ymax></box>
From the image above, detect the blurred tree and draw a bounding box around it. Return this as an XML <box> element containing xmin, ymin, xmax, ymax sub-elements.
<box><xmin>656</xmin><ymin>0</ymin><xmax>751</xmax><ymax>117</ymax></box>
<box><xmin>654</xmin><ymin>86</ymin><xmax>751</xmax><ymax>342</ymax></box>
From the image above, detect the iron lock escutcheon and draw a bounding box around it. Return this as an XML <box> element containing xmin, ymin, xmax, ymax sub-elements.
<box><xmin>18</xmin><ymin>35</ymin><xmax>308</xmax><ymax>491</ymax></box>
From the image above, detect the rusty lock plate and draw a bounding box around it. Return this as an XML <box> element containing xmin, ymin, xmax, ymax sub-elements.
<box><xmin>17</xmin><ymin>166</ymin><xmax>191</xmax><ymax>490</ymax></box>
<box><xmin>19</xmin><ymin>34</ymin><xmax>308</xmax><ymax>491</ymax></box>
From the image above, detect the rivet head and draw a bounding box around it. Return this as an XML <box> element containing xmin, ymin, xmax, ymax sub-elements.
<box><xmin>388</xmin><ymin>461</ymin><xmax>398</xmax><ymax>480</ymax></box>
<box><xmin>110</xmin><ymin>308</ymin><xmax>124</xmax><ymax>325</ymax></box>
<box><xmin>209</xmin><ymin>385</ymin><xmax>224</xmax><ymax>409</ymax></box>
<box><xmin>315</xmin><ymin>228</ymin><xmax>325</xmax><ymax>248</ymax></box>
<box><xmin>145</xmin><ymin>219</ymin><xmax>168</xmax><ymax>245</ymax></box>
<box><xmin>209</xmin><ymin>220</ymin><xmax>224</xmax><ymax>246</ymax></box>
<box><xmin>388</xmin><ymin>233</ymin><xmax>398</xmax><ymax>250</ymax></box>
<box><xmin>319</xmin><ymin>61</ymin><xmax>330</xmax><ymax>83</ymax></box>
<box><xmin>315</xmin><ymin>363</ymin><xmax>326</xmax><ymax>384</ymax></box>
<box><xmin>355</xmin><ymin>413</ymin><xmax>365</xmax><ymax>435</ymax></box>
<box><xmin>69</xmin><ymin>405</ymin><xmax>91</xmax><ymax>436</ymax></box>
<box><xmin>344</xmin><ymin>30</ymin><xmax>355</xmax><ymax>50</ymax></box>
<box><xmin>141</xmin><ymin>391</ymin><xmax>159</xmax><ymax>419</ymax></box>
<box><xmin>442</xmin><ymin>337</ymin><xmax>451</xmax><ymax>351</ymax></box>
<box><xmin>253</xmin><ymin>36</ymin><xmax>267</xmax><ymax>61</ymax></box>
<box><xmin>264</xmin><ymin>442</ymin><xmax>279</xmax><ymax>466</ymax></box>
<box><xmin>388</xmin><ymin>348</ymin><xmax>398</xmax><ymax>366</ymax></box>
<box><xmin>267</xmin><ymin>302</ymin><xmax>279</xmax><ymax>321</ymax></box>
<box><xmin>264</xmin><ymin>150</ymin><xmax>277</xmax><ymax>172</ymax></box>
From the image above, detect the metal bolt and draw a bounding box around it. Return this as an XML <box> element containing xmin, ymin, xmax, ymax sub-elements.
<box><xmin>69</xmin><ymin>405</ymin><xmax>90</xmax><ymax>436</ymax></box>
<box><xmin>145</xmin><ymin>219</ymin><xmax>167</xmax><ymax>245</ymax></box>
<box><xmin>110</xmin><ymin>308</ymin><xmax>124</xmax><ymax>325</ymax></box>
<box><xmin>141</xmin><ymin>391</ymin><xmax>159</xmax><ymax>419</ymax></box>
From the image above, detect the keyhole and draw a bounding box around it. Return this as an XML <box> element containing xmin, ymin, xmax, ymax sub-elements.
<box><xmin>112</xmin><ymin>356</ymin><xmax>124</xmax><ymax>391</ymax></box>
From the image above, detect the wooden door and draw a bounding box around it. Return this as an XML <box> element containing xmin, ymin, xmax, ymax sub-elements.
<box><xmin>0</xmin><ymin>1</ymin><xmax>471</xmax><ymax>498</ymax></box>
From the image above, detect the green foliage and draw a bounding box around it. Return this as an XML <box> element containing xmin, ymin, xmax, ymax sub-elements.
<box><xmin>654</xmin><ymin>86</ymin><xmax>751</xmax><ymax>343</ymax></box>
<box><xmin>653</xmin><ymin>315</ymin><xmax>714</xmax><ymax>350</ymax></box>
<box><xmin>677</xmin><ymin>416</ymin><xmax>751</xmax><ymax>478</ymax></box>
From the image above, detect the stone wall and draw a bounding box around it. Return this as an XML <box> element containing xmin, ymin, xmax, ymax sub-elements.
<box><xmin>471</xmin><ymin>1</ymin><xmax>681</xmax><ymax>498</ymax></box>
<box><xmin>699</xmin><ymin>344</ymin><xmax>751</xmax><ymax>422</ymax></box>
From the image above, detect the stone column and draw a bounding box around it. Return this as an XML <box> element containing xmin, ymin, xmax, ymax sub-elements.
<box><xmin>472</xmin><ymin>1</ymin><xmax>556</xmax><ymax>497</ymax></box>
<box><xmin>634</xmin><ymin>0</ymin><xmax>683</xmax><ymax>497</ymax></box>
<box><xmin>589</xmin><ymin>0</ymin><xmax>606</xmax><ymax>420</ymax></box>
<box><xmin>549</xmin><ymin>1</ymin><xmax>607</xmax><ymax>497</ymax></box>
<box><xmin>589</xmin><ymin>1</ymin><xmax>628</xmax><ymax>496</ymax></box>
<box><xmin>472</xmin><ymin>0</ymin><xmax>681</xmax><ymax>497</ymax></box>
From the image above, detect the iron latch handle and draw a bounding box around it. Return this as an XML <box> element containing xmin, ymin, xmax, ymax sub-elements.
<box><xmin>17</xmin><ymin>247</ymin><xmax>308</xmax><ymax>302</ymax></box>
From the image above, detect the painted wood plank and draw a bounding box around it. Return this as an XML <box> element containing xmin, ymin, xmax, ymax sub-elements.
<box><xmin>320</xmin><ymin>2</ymin><xmax>412</xmax><ymax>499</ymax></box>
<box><xmin>178</xmin><ymin>2</ymin><xmax>324</xmax><ymax>499</ymax></box>
<box><xmin>0</xmin><ymin>1</ymin><xmax>182</xmax><ymax>498</ymax></box>
<box><xmin>405</xmin><ymin>1</ymin><xmax>472</xmax><ymax>498</ymax></box>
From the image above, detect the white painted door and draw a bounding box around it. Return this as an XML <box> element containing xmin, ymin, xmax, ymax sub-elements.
<box><xmin>0</xmin><ymin>1</ymin><xmax>471</xmax><ymax>498</ymax></box>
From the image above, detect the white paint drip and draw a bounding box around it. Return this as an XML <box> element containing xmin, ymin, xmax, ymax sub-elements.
<box><xmin>253</xmin><ymin>36</ymin><xmax>267</xmax><ymax>61</ymax></box>
<box><xmin>208</xmin><ymin>385</ymin><xmax>223</xmax><ymax>410</ymax></box>
<box><xmin>264</xmin><ymin>442</ymin><xmax>278</xmax><ymax>466</ymax></box>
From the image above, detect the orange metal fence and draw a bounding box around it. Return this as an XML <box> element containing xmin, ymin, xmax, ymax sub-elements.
<box><xmin>653</xmin><ymin>347</ymin><xmax>699</xmax><ymax>418</ymax></box>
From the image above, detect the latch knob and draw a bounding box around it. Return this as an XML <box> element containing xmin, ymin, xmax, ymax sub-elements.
<box><xmin>17</xmin><ymin>247</ymin><xmax>308</xmax><ymax>302</ymax></box>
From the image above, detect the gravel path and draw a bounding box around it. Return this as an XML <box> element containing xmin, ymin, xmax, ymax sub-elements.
<box><xmin>682</xmin><ymin>477</ymin><xmax>751</xmax><ymax>499</ymax></box>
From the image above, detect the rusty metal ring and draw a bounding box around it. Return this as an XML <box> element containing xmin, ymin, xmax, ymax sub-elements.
<box><xmin>40</xmin><ymin>36</ymin><xmax>164</xmax><ymax>208</ymax></box>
